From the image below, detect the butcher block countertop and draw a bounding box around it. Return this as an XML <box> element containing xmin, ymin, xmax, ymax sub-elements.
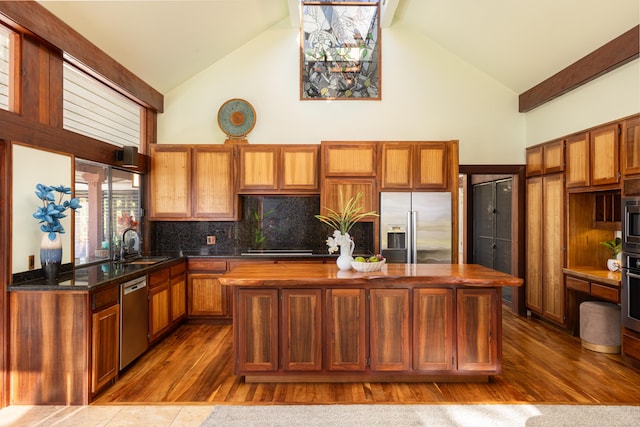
<box><xmin>219</xmin><ymin>262</ymin><xmax>524</xmax><ymax>287</ymax></box>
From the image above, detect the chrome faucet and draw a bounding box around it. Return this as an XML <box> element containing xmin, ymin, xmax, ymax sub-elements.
<box><xmin>120</xmin><ymin>228</ymin><xmax>141</xmax><ymax>261</ymax></box>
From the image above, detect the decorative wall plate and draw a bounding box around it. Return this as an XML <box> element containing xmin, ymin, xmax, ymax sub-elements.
<box><xmin>217</xmin><ymin>98</ymin><xmax>256</xmax><ymax>138</ymax></box>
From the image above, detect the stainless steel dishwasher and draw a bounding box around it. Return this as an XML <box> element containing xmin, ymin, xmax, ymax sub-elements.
<box><xmin>120</xmin><ymin>276</ymin><xmax>148</xmax><ymax>370</ymax></box>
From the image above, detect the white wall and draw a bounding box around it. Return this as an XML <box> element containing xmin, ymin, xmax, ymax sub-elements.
<box><xmin>158</xmin><ymin>19</ymin><xmax>526</xmax><ymax>165</ymax></box>
<box><xmin>12</xmin><ymin>144</ymin><xmax>73</xmax><ymax>274</ymax></box>
<box><xmin>525</xmin><ymin>59</ymin><xmax>640</xmax><ymax>145</ymax></box>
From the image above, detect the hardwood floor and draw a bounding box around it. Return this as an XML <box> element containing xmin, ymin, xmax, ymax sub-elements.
<box><xmin>94</xmin><ymin>306</ymin><xmax>640</xmax><ymax>405</ymax></box>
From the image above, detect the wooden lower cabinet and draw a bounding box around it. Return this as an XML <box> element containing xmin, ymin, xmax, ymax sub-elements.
<box><xmin>91</xmin><ymin>303</ymin><xmax>120</xmax><ymax>394</ymax></box>
<box><xmin>170</xmin><ymin>262</ymin><xmax>187</xmax><ymax>323</ymax></box>
<box><xmin>413</xmin><ymin>288</ymin><xmax>454</xmax><ymax>371</ymax></box>
<box><xmin>456</xmin><ymin>288</ymin><xmax>500</xmax><ymax>372</ymax></box>
<box><xmin>370</xmin><ymin>288</ymin><xmax>410</xmax><ymax>371</ymax></box>
<box><xmin>187</xmin><ymin>259</ymin><xmax>230</xmax><ymax>318</ymax></box>
<box><xmin>233</xmin><ymin>285</ymin><xmax>500</xmax><ymax>381</ymax></box>
<box><xmin>282</xmin><ymin>289</ymin><xmax>322</xmax><ymax>371</ymax></box>
<box><xmin>149</xmin><ymin>267</ymin><xmax>171</xmax><ymax>343</ymax></box>
<box><xmin>236</xmin><ymin>288</ymin><xmax>279</xmax><ymax>372</ymax></box>
<box><xmin>327</xmin><ymin>288</ymin><xmax>367</xmax><ymax>371</ymax></box>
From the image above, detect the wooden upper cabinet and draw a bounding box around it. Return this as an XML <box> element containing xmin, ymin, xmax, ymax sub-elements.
<box><xmin>321</xmin><ymin>178</ymin><xmax>376</xmax><ymax>220</ymax></box>
<box><xmin>380</xmin><ymin>142</ymin><xmax>448</xmax><ymax>190</ymax></box>
<box><xmin>590</xmin><ymin>123</ymin><xmax>620</xmax><ymax>186</ymax></box>
<box><xmin>149</xmin><ymin>144</ymin><xmax>192</xmax><ymax>218</ymax></box>
<box><xmin>566</xmin><ymin>124</ymin><xmax>620</xmax><ymax>189</ymax></box>
<box><xmin>415</xmin><ymin>142</ymin><xmax>448</xmax><ymax>189</ymax></box>
<box><xmin>322</xmin><ymin>142</ymin><xmax>377</xmax><ymax>177</ymax></box>
<box><xmin>526</xmin><ymin>145</ymin><xmax>543</xmax><ymax>177</ymax></box>
<box><xmin>149</xmin><ymin>144</ymin><xmax>238</xmax><ymax>221</ymax></box>
<box><xmin>622</xmin><ymin>115</ymin><xmax>640</xmax><ymax>176</ymax></box>
<box><xmin>238</xmin><ymin>145</ymin><xmax>278</xmax><ymax>192</ymax></box>
<box><xmin>542</xmin><ymin>140</ymin><xmax>564</xmax><ymax>174</ymax></box>
<box><xmin>280</xmin><ymin>145</ymin><xmax>319</xmax><ymax>191</ymax></box>
<box><xmin>239</xmin><ymin>144</ymin><xmax>319</xmax><ymax>193</ymax></box>
<box><xmin>566</xmin><ymin>133</ymin><xmax>590</xmax><ymax>188</ymax></box>
<box><xmin>193</xmin><ymin>146</ymin><xmax>238</xmax><ymax>220</ymax></box>
<box><xmin>527</xmin><ymin>139</ymin><xmax>566</xmax><ymax>178</ymax></box>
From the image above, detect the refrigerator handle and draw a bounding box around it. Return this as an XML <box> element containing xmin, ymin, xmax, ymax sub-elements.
<box><xmin>411</xmin><ymin>211</ymin><xmax>418</xmax><ymax>264</ymax></box>
<box><xmin>406</xmin><ymin>211</ymin><xmax>413</xmax><ymax>264</ymax></box>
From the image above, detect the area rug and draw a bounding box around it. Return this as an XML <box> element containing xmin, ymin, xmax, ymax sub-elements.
<box><xmin>200</xmin><ymin>404</ymin><xmax>640</xmax><ymax>427</ymax></box>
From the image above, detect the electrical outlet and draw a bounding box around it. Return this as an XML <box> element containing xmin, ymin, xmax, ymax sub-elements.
<box><xmin>28</xmin><ymin>255</ymin><xmax>35</xmax><ymax>270</ymax></box>
<box><xmin>207</xmin><ymin>235</ymin><xmax>216</xmax><ymax>245</ymax></box>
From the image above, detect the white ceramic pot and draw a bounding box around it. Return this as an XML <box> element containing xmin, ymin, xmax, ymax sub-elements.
<box><xmin>607</xmin><ymin>258</ymin><xmax>621</xmax><ymax>272</ymax></box>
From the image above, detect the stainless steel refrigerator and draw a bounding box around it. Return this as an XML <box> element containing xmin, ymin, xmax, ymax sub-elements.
<box><xmin>380</xmin><ymin>192</ymin><xmax>452</xmax><ymax>264</ymax></box>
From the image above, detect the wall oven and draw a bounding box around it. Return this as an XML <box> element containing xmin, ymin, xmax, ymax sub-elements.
<box><xmin>622</xmin><ymin>197</ymin><xmax>640</xmax><ymax>253</ymax></box>
<box><xmin>621</xmin><ymin>197</ymin><xmax>640</xmax><ymax>333</ymax></box>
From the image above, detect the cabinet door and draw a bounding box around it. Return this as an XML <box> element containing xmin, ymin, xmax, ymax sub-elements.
<box><xmin>236</xmin><ymin>289</ymin><xmax>279</xmax><ymax>372</ymax></box>
<box><xmin>542</xmin><ymin>173</ymin><xmax>565</xmax><ymax>324</ymax></box>
<box><xmin>525</xmin><ymin>177</ymin><xmax>543</xmax><ymax>314</ymax></box>
<box><xmin>239</xmin><ymin>145</ymin><xmax>278</xmax><ymax>192</ymax></box>
<box><xmin>149</xmin><ymin>144</ymin><xmax>191</xmax><ymax>218</ymax></box>
<box><xmin>413</xmin><ymin>288</ymin><xmax>454</xmax><ymax>371</ymax></box>
<box><xmin>370</xmin><ymin>288</ymin><xmax>410</xmax><ymax>371</ymax></box>
<box><xmin>526</xmin><ymin>146</ymin><xmax>543</xmax><ymax>177</ymax></box>
<box><xmin>456</xmin><ymin>288</ymin><xmax>499</xmax><ymax>372</ymax></box>
<box><xmin>622</xmin><ymin>116</ymin><xmax>640</xmax><ymax>176</ymax></box>
<box><xmin>193</xmin><ymin>146</ymin><xmax>238</xmax><ymax>220</ymax></box>
<box><xmin>187</xmin><ymin>273</ymin><xmax>227</xmax><ymax>317</ymax></box>
<box><xmin>590</xmin><ymin>123</ymin><xmax>620</xmax><ymax>186</ymax></box>
<box><xmin>380</xmin><ymin>143</ymin><xmax>413</xmax><ymax>189</ymax></box>
<box><xmin>543</xmin><ymin>139</ymin><xmax>564</xmax><ymax>174</ymax></box>
<box><xmin>415</xmin><ymin>142</ymin><xmax>448</xmax><ymax>189</ymax></box>
<box><xmin>326</xmin><ymin>288</ymin><xmax>367</xmax><ymax>371</ymax></box>
<box><xmin>321</xmin><ymin>178</ymin><xmax>376</xmax><ymax>220</ymax></box>
<box><xmin>170</xmin><ymin>263</ymin><xmax>187</xmax><ymax>323</ymax></box>
<box><xmin>280</xmin><ymin>145</ymin><xmax>319</xmax><ymax>191</ymax></box>
<box><xmin>282</xmin><ymin>289</ymin><xmax>322</xmax><ymax>371</ymax></box>
<box><xmin>91</xmin><ymin>304</ymin><xmax>119</xmax><ymax>394</ymax></box>
<box><xmin>566</xmin><ymin>133</ymin><xmax>590</xmax><ymax>188</ymax></box>
<box><xmin>322</xmin><ymin>142</ymin><xmax>376</xmax><ymax>177</ymax></box>
<box><xmin>149</xmin><ymin>267</ymin><xmax>171</xmax><ymax>342</ymax></box>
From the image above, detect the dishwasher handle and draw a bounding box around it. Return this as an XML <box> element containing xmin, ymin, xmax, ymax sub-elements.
<box><xmin>122</xmin><ymin>279</ymin><xmax>147</xmax><ymax>296</ymax></box>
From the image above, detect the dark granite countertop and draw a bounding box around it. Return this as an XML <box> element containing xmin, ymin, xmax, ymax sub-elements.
<box><xmin>8</xmin><ymin>250</ymin><xmax>347</xmax><ymax>292</ymax></box>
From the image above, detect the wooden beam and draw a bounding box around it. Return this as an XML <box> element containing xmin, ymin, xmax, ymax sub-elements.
<box><xmin>0</xmin><ymin>1</ymin><xmax>164</xmax><ymax>112</ymax></box>
<box><xmin>519</xmin><ymin>25</ymin><xmax>639</xmax><ymax>113</ymax></box>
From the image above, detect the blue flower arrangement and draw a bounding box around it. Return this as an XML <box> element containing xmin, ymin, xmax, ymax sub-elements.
<box><xmin>33</xmin><ymin>184</ymin><xmax>82</xmax><ymax>240</ymax></box>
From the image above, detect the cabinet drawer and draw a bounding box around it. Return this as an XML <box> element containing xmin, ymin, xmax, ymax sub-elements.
<box><xmin>149</xmin><ymin>268</ymin><xmax>170</xmax><ymax>288</ymax></box>
<box><xmin>566</xmin><ymin>276</ymin><xmax>589</xmax><ymax>293</ymax></box>
<box><xmin>171</xmin><ymin>261</ymin><xmax>186</xmax><ymax>276</ymax></box>
<box><xmin>590</xmin><ymin>283</ymin><xmax>619</xmax><ymax>303</ymax></box>
<box><xmin>188</xmin><ymin>259</ymin><xmax>227</xmax><ymax>272</ymax></box>
<box><xmin>92</xmin><ymin>284</ymin><xmax>119</xmax><ymax>312</ymax></box>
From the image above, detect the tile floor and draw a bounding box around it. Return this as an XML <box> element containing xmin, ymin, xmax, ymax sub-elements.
<box><xmin>0</xmin><ymin>405</ymin><xmax>214</xmax><ymax>427</ymax></box>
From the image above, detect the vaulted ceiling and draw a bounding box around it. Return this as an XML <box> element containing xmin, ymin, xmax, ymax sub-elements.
<box><xmin>36</xmin><ymin>0</ymin><xmax>639</xmax><ymax>95</ymax></box>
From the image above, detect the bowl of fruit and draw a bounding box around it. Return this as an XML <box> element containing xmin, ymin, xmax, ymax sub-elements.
<box><xmin>351</xmin><ymin>255</ymin><xmax>386</xmax><ymax>272</ymax></box>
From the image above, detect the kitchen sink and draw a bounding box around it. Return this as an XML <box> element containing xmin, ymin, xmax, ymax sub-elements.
<box><xmin>122</xmin><ymin>256</ymin><xmax>170</xmax><ymax>265</ymax></box>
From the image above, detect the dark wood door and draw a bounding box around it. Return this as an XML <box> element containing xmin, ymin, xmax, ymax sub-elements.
<box><xmin>236</xmin><ymin>289</ymin><xmax>278</xmax><ymax>372</ymax></box>
<box><xmin>326</xmin><ymin>288</ymin><xmax>367</xmax><ymax>371</ymax></box>
<box><xmin>369</xmin><ymin>288</ymin><xmax>410</xmax><ymax>371</ymax></box>
<box><xmin>413</xmin><ymin>288</ymin><xmax>454</xmax><ymax>371</ymax></box>
<box><xmin>281</xmin><ymin>289</ymin><xmax>322</xmax><ymax>371</ymax></box>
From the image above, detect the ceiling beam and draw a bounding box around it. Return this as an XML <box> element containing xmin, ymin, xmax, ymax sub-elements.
<box><xmin>519</xmin><ymin>25</ymin><xmax>639</xmax><ymax>113</ymax></box>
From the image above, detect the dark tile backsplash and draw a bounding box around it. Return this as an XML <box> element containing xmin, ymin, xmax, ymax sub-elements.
<box><xmin>150</xmin><ymin>195</ymin><xmax>374</xmax><ymax>256</ymax></box>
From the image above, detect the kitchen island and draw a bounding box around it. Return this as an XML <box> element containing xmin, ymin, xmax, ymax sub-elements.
<box><xmin>219</xmin><ymin>262</ymin><xmax>523</xmax><ymax>383</ymax></box>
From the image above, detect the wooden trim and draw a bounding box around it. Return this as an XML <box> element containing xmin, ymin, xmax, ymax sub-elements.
<box><xmin>0</xmin><ymin>140</ymin><xmax>9</xmax><ymax>407</ymax></box>
<box><xmin>0</xmin><ymin>109</ymin><xmax>149</xmax><ymax>173</ymax></box>
<box><xmin>0</xmin><ymin>1</ymin><xmax>163</xmax><ymax>112</ymax></box>
<box><xmin>519</xmin><ymin>25</ymin><xmax>639</xmax><ymax>112</ymax></box>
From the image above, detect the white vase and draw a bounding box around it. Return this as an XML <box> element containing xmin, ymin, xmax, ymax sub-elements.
<box><xmin>336</xmin><ymin>236</ymin><xmax>355</xmax><ymax>271</ymax></box>
<box><xmin>607</xmin><ymin>258</ymin><xmax>621</xmax><ymax>272</ymax></box>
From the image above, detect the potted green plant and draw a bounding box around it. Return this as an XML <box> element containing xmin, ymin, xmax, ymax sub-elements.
<box><xmin>599</xmin><ymin>237</ymin><xmax>621</xmax><ymax>271</ymax></box>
